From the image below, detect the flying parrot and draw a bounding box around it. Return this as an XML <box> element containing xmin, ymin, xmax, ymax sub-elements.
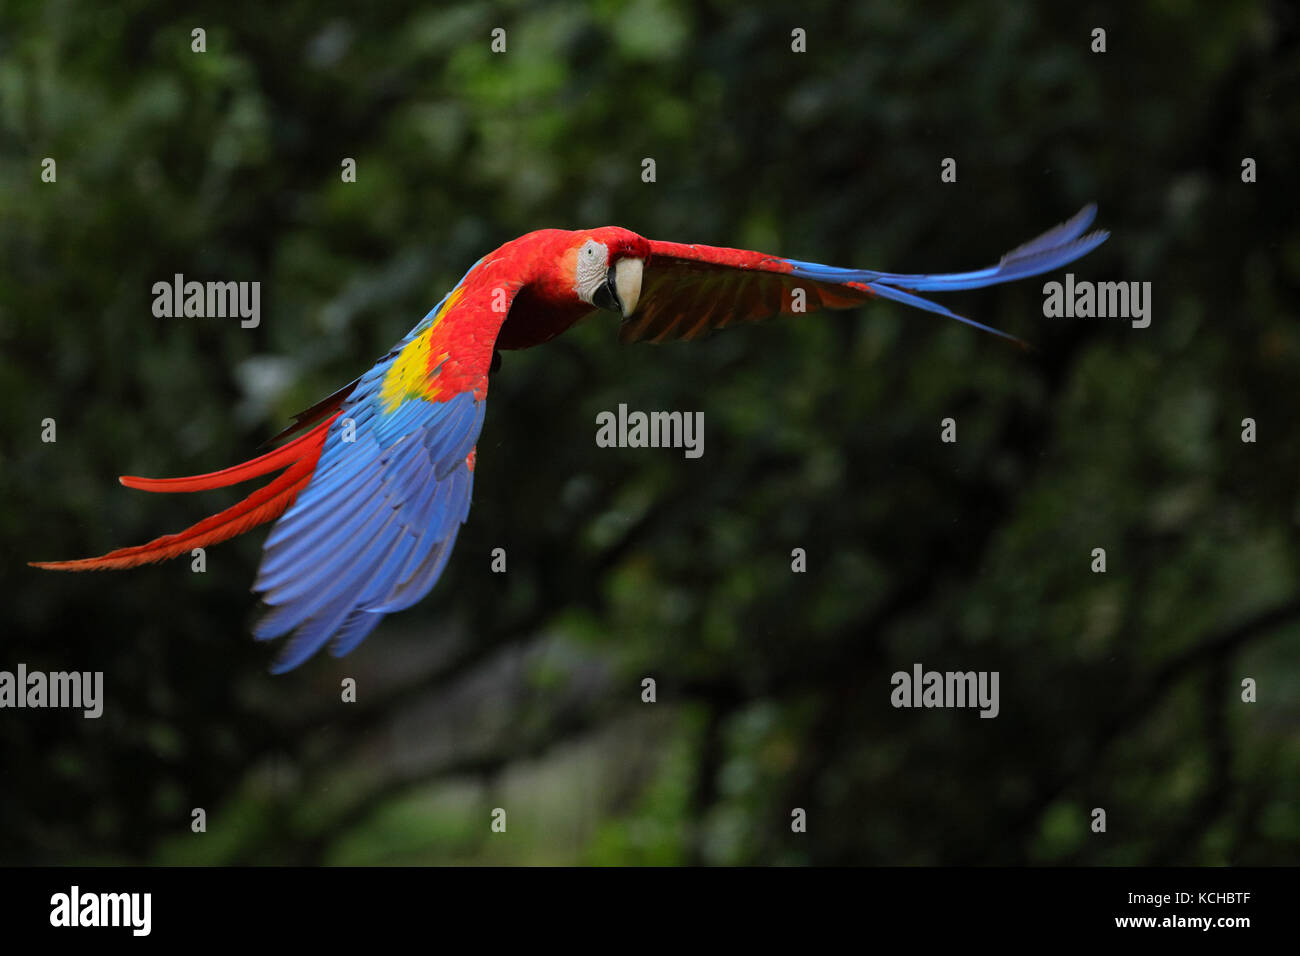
<box><xmin>32</xmin><ymin>205</ymin><xmax>1108</xmax><ymax>672</ymax></box>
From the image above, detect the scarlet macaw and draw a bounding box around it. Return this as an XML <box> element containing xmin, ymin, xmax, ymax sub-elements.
<box><xmin>33</xmin><ymin>205</ymin><xmax>1107</xmax><ymax>671</ymax></box>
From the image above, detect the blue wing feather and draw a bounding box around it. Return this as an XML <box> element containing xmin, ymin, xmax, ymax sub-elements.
<box><xmin>250</xmin><ymin>262</ymin><xmax>506</xmax><ymax>672</ymax></box>
<box><xmin>253</xmin><ymin>361</ymin><xmax>485</xmax><ymax>671</ymax></box>
<box><xmin>327</xmin><ymin>609</ymin><xmax>387</xmax><ymax>658</ymax></box>
<box><xmin>785</xmin><ymin>204</ymin><xmax>1108</xmax><ymax>342</ymax></box>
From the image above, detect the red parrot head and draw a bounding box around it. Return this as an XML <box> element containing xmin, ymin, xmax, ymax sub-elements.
<box><xmin>493</xmin><ymin>226</ymin><xmax>653</xmax><ymax>350</ymax></box>
<box><xmin>562</xmin><ymin>226</ymin><xmax>650</xmax><ymax>318</ymax></box>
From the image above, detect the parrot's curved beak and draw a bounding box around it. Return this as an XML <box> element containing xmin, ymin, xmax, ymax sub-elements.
<box><xmin>593</xmin><ymin>257</ymin><xmax>643</xmax><ymax>318</ymax></box>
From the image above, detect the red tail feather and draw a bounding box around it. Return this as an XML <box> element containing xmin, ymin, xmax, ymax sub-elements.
<box><xmin>118</xmin><ymin>420</ymin><xmax>331</xmax><ymax>493</ymax></box>
<box><xmin>30</xmin><ymin>413</ymin><xmax>339</xmax><ymax>572</ymax></box>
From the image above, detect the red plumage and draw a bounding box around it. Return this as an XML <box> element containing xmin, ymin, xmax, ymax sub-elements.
<box><xmin>30</xmin><ymin>412</ymin><xmax>339</xmax><ymax>571</ymax></box>
<box><xmin>32</xmin><ymin>209</ymin><xmax>1106</xmax><ymax>669</ymax></box>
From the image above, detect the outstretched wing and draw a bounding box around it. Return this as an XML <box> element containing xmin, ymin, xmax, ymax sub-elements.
<box><xmin>621</xmin><ymin>204</ymin><xmax>1108</xmax><ymax>345</ymax></box>
<box><xmin>251</xmin><ymin>285</ymin><xmax>501</xmax><ymax>673</ymax></box>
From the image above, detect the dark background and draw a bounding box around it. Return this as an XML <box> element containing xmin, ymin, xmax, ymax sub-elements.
<box><xmin>1</xmin><ymin>1</ymin><xmax>1297</xmax><ymax>864</ymax></box>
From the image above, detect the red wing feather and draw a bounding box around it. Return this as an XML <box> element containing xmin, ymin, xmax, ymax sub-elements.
<box><xmin>620</xmin><ymin>241</ymin><xmax>873</xmax><ymax>344</ymax></box>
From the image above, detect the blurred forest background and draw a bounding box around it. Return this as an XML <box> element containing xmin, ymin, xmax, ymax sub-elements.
<box><xmin>1</xmin><ymin>0</ymin><xmax>1298</xmax><ymax>865</ymax></box>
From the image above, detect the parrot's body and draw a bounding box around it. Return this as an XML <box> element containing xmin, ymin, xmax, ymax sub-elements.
<box><xmin>34</xmin><ymin>207</ymin><xmax>1108</xmax><ymax>671</ymax></box>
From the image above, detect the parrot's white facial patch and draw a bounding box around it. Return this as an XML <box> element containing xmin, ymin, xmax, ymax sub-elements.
<box><xmin>575</xmin><ymin>239</ymin><xmax>644</xmax><ymax>318</ymax></box>
<box><xmin>575</xmin><ymin>240</ymin><xmax>610</xmax><ymax>306</ymax></box>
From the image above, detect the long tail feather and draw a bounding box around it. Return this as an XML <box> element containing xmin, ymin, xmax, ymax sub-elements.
<box><xmin>29</xmin><ymin>413</ymin><xmax>339</xmax><ymax>571</ymax></box>
<box><xmin>119</xmin><ymin>419</ymin><xmax>333</xmax><ymax>493</ymax></box>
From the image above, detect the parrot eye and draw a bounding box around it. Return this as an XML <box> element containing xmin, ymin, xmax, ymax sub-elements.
<box><xmin>575</xmin><ymin>239</ymin><xmax>611</xmax><ymax>305</ymax></box>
